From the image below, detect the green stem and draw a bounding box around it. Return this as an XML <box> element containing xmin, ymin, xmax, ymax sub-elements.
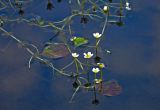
<box><xmin>94</xmin><ymin>73</ymin><xmax>97</xmax><ymax>81</ymax></box>
<box><xmin>93</xmin><ymin>73</ymin><xmax>97</xmax><ymax>100</ymax></box>
<box><xmin>74</xmin><ymin>58</ymin><xmax>79</xmax><ymax>80</ymax></box>
<box><xmin>93</xmin><ymin>85</ymin><xmax>97</xmax><ymax>100</ymax></box>
<box><xmin>101</xmin><ymin>13</ymin><xmax>109</xmax><ymax>35</ymax></box>
<box><xmin>81</xmin><ymin>0</ymin><xmax>86</xmax><ymax>12</ymax></box>
<box><xmin>95</xmin><ymin>39</ymin><xmax>98</xmax><ymax>56</ymax></box>
<box><xmin>86</xmin><ymin>60</ymin><xmax>90</xmax><ymax>82</ymax></box>
<box><xmin>100</xmin><ymin>69</ymin><xmax>103</xmax><ymax>92</ymax></box>
<box><xmin>100</xmin><ymin>69</ymin><xmax>103</xmax><ymax>80</ymax></box>
<box><xmin>119</xmin><ymin>0</ymin><xmax>123</xmax><ymax>14</ymax></box>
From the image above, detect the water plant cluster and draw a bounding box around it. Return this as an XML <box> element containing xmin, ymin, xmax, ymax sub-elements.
<box><xmin>0</xmin><ymin>0</ymin><xmax>131</xmax><ymax>104</ymax></box>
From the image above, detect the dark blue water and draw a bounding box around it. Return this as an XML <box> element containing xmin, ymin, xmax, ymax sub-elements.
<box><xmin>0</xmin><ymin>0</ymin><xmax>160</xmax><ymax>110</ymax></box>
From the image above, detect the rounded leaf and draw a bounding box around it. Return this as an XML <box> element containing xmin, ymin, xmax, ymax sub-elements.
<box><xmin>42</xmin><ymin>43</ymin><xmax>69</xmax><ymax>59</ymax></box>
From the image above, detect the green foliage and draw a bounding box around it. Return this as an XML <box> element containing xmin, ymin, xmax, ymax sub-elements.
<box><xmin>71</xmin><ymin>37</ymin><xmax>88</xmax><ymax>47</ymax></box>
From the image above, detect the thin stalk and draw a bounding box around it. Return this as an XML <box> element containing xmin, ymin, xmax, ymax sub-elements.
<box><xmin>74</xmin><ymin>58</ymin><xmax>79</xmax><ymax>81</ymax></box>
<box><xmin>100</xmin><ymin>69</ymin><xmax>103</xmax><ymax>92</ymax></box>
<box><xmin>101</xmin><ymin>13</ymin><xmax>109</xmax><ymax>35</ymax></box>
<box><xmin>93</xmin><ymin>85</ymin><xmax>97</xmax><ymax>100</ymax></box>
<box><xmin>119</xmin><ymin>0</ymin><xmax>123</xmax><ymax>14</ymax></box>
<box><xmin>94</xmin><ymin>12</ymin><xmax>109</xmax><ymax>58</ymax></box>
<box><xmin>100</xmin><ymin>69</ymin><xmax>103</xmax><ymax>80</ymax></box>
<box><xmin>93</xmin><ymin>73</ymin><xmax>97</xmax><ymax>100</ymax></box>
<box><xmin>95</xmin><ymin>39</ymin><xmax>98</xmax><ymax>56</ymax></box>
<box><xmin>86</xmin><ymin>60</ymin><xmax>90</xmax><ymax>83</ymax></box>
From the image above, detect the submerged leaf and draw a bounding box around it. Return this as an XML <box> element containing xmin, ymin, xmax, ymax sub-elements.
<box><xmin>42</xmin><ymin>43</ymin><xmax>69</xmax><ymax>59</ymax></box>
<box><xmin>71</xmin><ymin>37</ymin><xmax>88</xmax><ymax>47</ymax></box>
<box><xmin>96</xmin><ymin>80</ymin><xmax>122</xmax><ymax>96</ymax></box>
<box><xmin>92</xmin><ymin>99</ymin><xmax>99</xmax><ymax>105</ymax></box>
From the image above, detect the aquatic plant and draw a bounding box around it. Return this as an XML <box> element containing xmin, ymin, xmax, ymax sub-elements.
<box><xmin>0</xmin><ymin>0</ymin><xmax>131</xmax><ymax>104</ymax></box>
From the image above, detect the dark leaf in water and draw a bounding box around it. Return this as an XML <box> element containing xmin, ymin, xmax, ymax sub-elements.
<box><xmin>109</xmin><ymin>0</ymin><xmax>112</xmax><ymax>3</ymax></box>
<box><xmin>92</xmin><ymin>99</ymin><xmax>99</xmax><ymax>105</ymax></box>
<box><xmin>42</xmin><ymin>43</ymin><xmax>69</xmax><ymax>59</ymax></box>
<box><xmin>73</xmin><ymin>81</ymin><xmax>79</xmax><ymax>88</ymax></box>
<box><xmin>116</xmin><ymin>21</ymin><xmax>124</xmax><ymax>27</ymax></box>
<box><xmin>80</xmin><ymin>16</ymin><xmax>89</xmax><ymax>24</ymax></box>
<box><xmin>18</xmin><ymin>9</ymin><xmax>24</xmax><ymax>16</ymax></box>
<box><xmin>84</xmin><ymin>82</ymin><xmax>91</xmax><ymax>87</ymax></box>
<box><xmin>57</xmin><ymin>0</ymin><xmax>62</xmax><ymax>3</ymax></box>
<box><xmin>94</xmin><ymin>56</ymin><xmax>101</xmax><ymax>63</ymax></box>
<box><xmin>96</xmin><ymin>80</ymin><xmax>122</xmax><ymax>96</ymax></box>
<box><xmin>92</xmin><ymin>6</ymin><xmax>97</xmax><ymax>12</ymax></box>
<box><xmin>47</xmin><ymin>2</ymin><xmax>54</xmax><ymax>10</ymax></box>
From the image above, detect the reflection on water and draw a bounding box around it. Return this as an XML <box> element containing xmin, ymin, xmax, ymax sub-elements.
<box><xmin>0</xmin><ymin>0</ymin><xmax>160</xmax><ymax>110</ymax></box>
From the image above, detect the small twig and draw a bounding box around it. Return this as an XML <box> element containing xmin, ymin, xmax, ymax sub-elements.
<box><xmin>69</xmin><ymin>86</ymin><xmax>80</xmax><ymax>103</ymax></box>
<box><xmin>28</xmin><ymin>56</ymin><xmax>34</xmax><ymax>68</ymax></box>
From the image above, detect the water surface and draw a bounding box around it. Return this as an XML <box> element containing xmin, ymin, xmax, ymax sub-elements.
<box><xmin>0</xmin><ymin>0</ymin><xmax>160</xmax><ymax>110</ymax></box>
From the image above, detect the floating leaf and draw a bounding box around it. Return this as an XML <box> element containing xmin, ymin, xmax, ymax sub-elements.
<box><xmin>96</xmin><ymin>80</ymin><xmax>122</xmax><ymax>96</ymax></box>
<box><xmin>71</xmin><ymin>37</ymin><xmax>88</xmax><ymax>47</ymax></box>
<box><xmin>41</xmin><ymin>43</ymin><xmax>69</xmax><ymax>59</ymax></box>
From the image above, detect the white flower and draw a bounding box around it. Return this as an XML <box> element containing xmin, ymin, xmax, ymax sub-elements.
<box><xmin>83</xmin><ymin>52</ymin><xmax>93</xmax><ymax>58</ymax></box>
<box><xmin>97</xmin><ymin>63</ymin><xmax>105</xmax><ymax>68</ymax></box>
<box><xmin>72</xmin><ymin>53</ymin><xmax>79</xmax><ymax>58</ymax></box>
<box><xmin>126</xmin><ymin>6</ymin><xmax>131</xmax><ymax>10</ymax></box>
<box><xmin>125</xmin><ymin>2</ymin><xmax>131</xmax><ymax>10</ymax></box>
<box><xmin>103</xmin><ymin>6</ymin><xmax>108</xmax><ymax>12</ymax></box>
<box><xmin>93</xmin><ymin>32</ymin><xmax>102</xmax><ymax>39</ymax></box>
<box><xmin>126</xmin><ymin>2</ymin><xmax>130</xmax><ymax>7</ymax></box>
<box><xmin>70</xmin><ymin>36</ymin><xmax>77</xmax><ymax>41</ymax></box>
<box><xmin>92</xmin><ymin>68</ymin><xmax>100</xmax><ymax>73</ymax></box>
